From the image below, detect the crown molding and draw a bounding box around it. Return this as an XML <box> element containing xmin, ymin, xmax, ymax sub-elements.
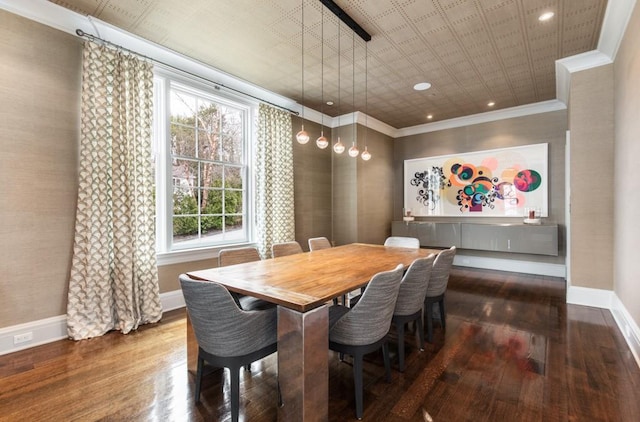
<box><xmin>597</xmin><ymin>0</ymin><xmax>637</xmax><ymax>61</ymax></box>
<box><xmin>395</xmin><ymin>100</ymin><xmax>566</xmax><ymax>138</ymax></box>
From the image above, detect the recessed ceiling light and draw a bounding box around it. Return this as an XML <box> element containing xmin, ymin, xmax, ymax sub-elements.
<box><xmin>427</xmin><ymin>114</ymin><xmax>433</xmax><ymax>119</ymax></box>
<box><xmin>539</xmin><ymin>12</ymin><xmax>554</xmax><ymax>21</ymax></box>
<box><xmin>413</xmin><ymin>82</ymin><xmax>432</xmax><ymax>91</ymax></box>
<box><xmin>326</xmin><ymin>101</ymin><xmax>334</xmax><ymax>106</ymax></box>
<box><xmin>487</xmin><ymin>101</ymin><xmax>495</xmax><ymax>107</ymax></box>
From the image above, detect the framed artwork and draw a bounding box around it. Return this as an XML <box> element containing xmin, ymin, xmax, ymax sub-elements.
<box><xmin>404</xmin><ymin>143</ymin><xmax>548</xmax><ymax>217</ymax></box>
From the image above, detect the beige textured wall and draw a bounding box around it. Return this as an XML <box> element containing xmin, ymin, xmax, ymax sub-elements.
<box><xmin>394</xmin><ymin>111</ymin><xmax>568</xmax><ymax>264</ymax></box>
<box><xmin>613</xmin><ymin>3</ymin><xmax>640</xmax><ymax>325</ymax></box>
<box><xmin>0</xmin><ymin>11</ymin><xmax>82</xmax><ymax>327</ymax></box>
<box><xmin>568</xmin><ymin>65</ymin><xmax>615</xmax><ymax>290</ymax></box>
<box><xmin>292</xmin><ymin>116</ymin><xmax>333</xmax><ymax>250</ymax></box>
<box><xmin>332</xmin><ymin>124</ymin><xmax>358</xmax><ymax>245</ymax></box>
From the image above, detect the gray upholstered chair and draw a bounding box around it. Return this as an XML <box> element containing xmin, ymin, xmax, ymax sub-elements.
<box><xmin>384</xmin><ymin>236</ymin><xmax>420</xmax><ymax>249</ymax></box>
<box><xmin>218</xmin><ymin>246</ymin><xmax>274</xmax><ymax>311</ymax></box>
<box><xmin>391</xmin><ymin>254</ymin><xmax>435</xmax><ymax>371</ymax></box>
<box><xmin>179</xmin><ymin>275</ymin><xmax>278</xmax><ymax>422</ymax></box>
<box><xmin>424</xmin><ymin>246</ymin><xmax>456</xmax><ymax>343</ymax></box>
<box><xmin>308</xmin><ymin>236</ymin><xmax>332</xmax><ymax>251</ymax></box>
<box><xmin>271</xmin><ymin>240</ymin><xmax>303</xmax><ymax>258</ymax></box>
<box><xmin>328</xmin><ymin>264</ymin><xmax>405</xmax><ymax>420</ymax></box>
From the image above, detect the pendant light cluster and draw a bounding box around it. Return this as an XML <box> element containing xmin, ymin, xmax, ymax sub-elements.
<box><xmin>295</xmin><ymin>0</ymin><xmax>372</xmax><ymax>161</ymax></box>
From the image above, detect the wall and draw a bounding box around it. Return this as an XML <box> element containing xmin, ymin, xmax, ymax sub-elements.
<box><xmin>0</xmin><ymin>10</ymin><xmax>82</xmax><ymax>327</ymax></box>
<box><xmin>613</xmin><ymin>2</ymin><xmax>640</xmax><ymax>328</ymax></box>
<box><xmin>568</xmin><ymin>65</ymin><xmax>615</xmax><ymax>290</ymax></box>
<box><xmin>333</xmin><ymin>123</ymin><xmax>395</xmax><ymax>246</ymax></box>
<box><xmin>394</xmin><ymin>110</ymin><xmax>568</xmax><ymax>265</ymax></box>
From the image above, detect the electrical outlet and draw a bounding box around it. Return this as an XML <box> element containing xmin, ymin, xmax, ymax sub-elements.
<box><xmin>14</xmin><ymin>332</ymin><xmax>33</xmax><ymax>344</ymax></box>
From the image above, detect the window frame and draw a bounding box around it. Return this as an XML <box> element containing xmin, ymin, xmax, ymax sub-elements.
<box><xmin>153</xmin><ymin>69</ymin><xmax>257</xmax><ymax>265</ymax></box>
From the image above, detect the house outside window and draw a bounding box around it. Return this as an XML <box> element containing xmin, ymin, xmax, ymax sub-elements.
<box><xmin>154</xmin><ymin>71</ymin><xmax>254</xmax><ymax>263</ymax></box>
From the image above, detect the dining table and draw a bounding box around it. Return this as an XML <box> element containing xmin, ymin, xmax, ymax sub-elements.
<box><xmin>186</xmin><ymin>242</ymin><xmax>441</xmax><ymax>421</ymax></box>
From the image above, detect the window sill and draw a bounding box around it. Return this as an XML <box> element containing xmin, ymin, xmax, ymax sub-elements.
<box><xmin>156</xmin><ymin>242</ymin><xmax>257</xmax><ymax>266</ymax></box>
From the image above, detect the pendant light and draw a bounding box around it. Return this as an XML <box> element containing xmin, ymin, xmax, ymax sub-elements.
<box><xmin>348</xmin><ymin>30</ymin><xmax>359</xmax><ymax>158</ymax></box>
<box><xmin>361</xmin><ymin>41</ymin><xmax>372</xmax><ymax>161</ymax></box>
<box><xmin>296</xmin><ymin>0</ymin><xmax>310</xmax><ymax>144</ymax></box>
<box><xmin>333</xmin><ymin>19</ymin><xmax>345</xmax><ymax>154</ymax></box>
<box><xmin>316</xmin><ymin>5</ymin><xmax>329</xmax><ymax>149</ymax></box>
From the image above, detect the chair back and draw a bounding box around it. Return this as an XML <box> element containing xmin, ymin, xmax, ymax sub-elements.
<box><xmin>426</xmin><ymin>246</ymin><xmax>456</xmax><ymax>297</ymax></box>
<box><xmin>271</xmin><ymin>241</ymin><xmax>303</xmax><ymax>258</ymax></box>
<box><xmin>384</xmin><ymin>236</ymin><xmax>420</xmax><ymax>249</ymax></box>
<box><xmin>219</xmin><ymin>246</ymin><xmax>261</xmax><ymax>267</ymax></box>
<box><xmin>308</xmin><ymin>237</ymin><xmax>332</xmax><ymax>251</ymax></box>
<box><xmin>179</xmin><ymin>275</ymin><xmax>276</xmax><ymax>357</ymax></box>
<box><xmin>330</xmin><ymin>265</ymin><xmax>404</xmax><ymax>346</ymax></box>
<box><xmin>394</xmin><ymin>254</ymin><xmax>436</xmax><ymax>316</ymax></box>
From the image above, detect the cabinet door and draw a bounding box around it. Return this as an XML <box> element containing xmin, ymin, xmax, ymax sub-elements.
<box><xmin>461</xmin><ymin>224</ymin><xmax>558</xmax><ymax>256</ymax></box>
<box><xmin>415</xmin><ymin>222</ymin><xmax>460</xmax><ymax>248</ymax></box>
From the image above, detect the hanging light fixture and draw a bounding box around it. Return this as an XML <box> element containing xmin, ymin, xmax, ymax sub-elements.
<box><xmin>316</xmin><ymin>5</ymin><xmax>329</xmax><ymax>149</ymax></box>
<box><xmin>296</xmin><ymin>0</ymin><xmax>310</xmax><ymax>144</ymax></box>
<box><xmin>333</xmin><ymin>18</ymin><xmax>345</xmax><ymax>154</ymax></box>
<box><xmin>348</xmin><ymin>30</ymin><xmax>359</xmax><ymax>158</ymax></box>
<box><xmin>361</xmin><ymin>42</ymin><xmax>372</xmax><ymax>161</ymax></box>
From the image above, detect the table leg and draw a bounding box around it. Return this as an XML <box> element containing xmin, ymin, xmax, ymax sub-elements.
<box><xmin>277</xmin><ymin>305</ymin><xmax>328</xmax><ymax>422</ymax></box>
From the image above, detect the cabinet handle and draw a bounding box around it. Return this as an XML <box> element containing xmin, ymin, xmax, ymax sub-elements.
<box><xmin>507</xmin><ymin>239</ymin><xmax>511</xmax><ymax>250</ymax></box>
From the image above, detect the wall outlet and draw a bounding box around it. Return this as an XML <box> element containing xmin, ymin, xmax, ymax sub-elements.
<box><xmin>14</xmin><ymin>332</ymin><xmax>33</xmax><ymax>344</ymax></box>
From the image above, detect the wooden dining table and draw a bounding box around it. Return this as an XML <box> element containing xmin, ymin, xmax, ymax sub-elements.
<box><xmin>186</xmin><ymin>242</ymin><xmax>441</xmax><ymax>421</ymax></box>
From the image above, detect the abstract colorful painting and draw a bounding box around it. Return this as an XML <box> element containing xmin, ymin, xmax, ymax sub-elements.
<box><xmin>404</xmin><ymin>143</ymin><xmax>548</xmax><ymax>217</ymax></box>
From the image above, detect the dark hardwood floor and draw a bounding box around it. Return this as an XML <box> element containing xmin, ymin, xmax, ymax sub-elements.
<box><xmin>2</xmin><ymin>267</ymin><xmax>639</xmax><ymax>421</ymax></box>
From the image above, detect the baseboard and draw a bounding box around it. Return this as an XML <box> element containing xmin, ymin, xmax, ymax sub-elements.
<box><xmin>610</xmin><ymin>294</ymin><xmax>640</xmax><ymax>368</ymax></box>
<box><xmin>0</xmin><ymin>290</ymin><xmax>186</xmax><ymax>356</ymax></box>
<box><xmin>453</xmin><ymin>254</ymin><xmax>566</xmax><ymax>278</ymax></box>
<box><xmin>566</xmin><ymin>285</ymin><xmax>614</xmax><ymax>309</ymax></box>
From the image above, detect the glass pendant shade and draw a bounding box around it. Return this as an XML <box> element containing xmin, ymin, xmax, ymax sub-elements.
<box><xmin>333</xmin><ymin>137</ymin><xmax>345</xmax><ymax>154</ymax></box>
<box><xmin>296</xmin><ymin>125</ymin><xmax>310</xmax><ymax>144</ymax></box>
<box><xmin>361</xmin><ymin>146</ymin><xmax>371</xmax><ymax>161</ymax></box>
<box><xmin>348</xmin><ymin>143</ymin><xmax>359</xmax><ymax>157</ymax></box>
<box><xmin>316</xmin><ymin>132</ymin><xmax>329</xmax><ymax>149</ymax></box>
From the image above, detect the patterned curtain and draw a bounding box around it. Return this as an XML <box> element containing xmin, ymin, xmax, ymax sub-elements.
<box><xmin>67</xmin><ymin>41</ymin><xmax>162</xmax><ymax>340</ymax></box>
<box><xmin>255</xmin><ymin>104</ymin><xmax>295</xmax><ymax>258</ymax></box>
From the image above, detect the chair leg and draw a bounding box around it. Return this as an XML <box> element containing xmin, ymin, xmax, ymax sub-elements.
<box><xmin>416</xmin><ymin>316</ymin><xmax>425</xmax><ymax>351</ymax></box>
<box><xmin>353</xmin><ymin>353</ymin><xmax>364</xmax><ymax>420</ymax></box>
<box><xmin>439</xmin><ymin>298</ymin><xmax>446</xmax><ymax>330</ymax></box>
<box><xmin>425</xmin><ymin>302</ymin><xmax>434</xmax><ymax>343</ymax></box>
<box><xmin>195</xmin><ymin>355</ymin><xmax>204</xmax><ymax>402</ymax></box>
<box><xmin>230</xmin><ymin>367</ymin><xmax>240</xmax><ymax>422</ymax></box>
<box><xmin>382</xmin><ymin>342</ymin><xmax>391</xmax><ymax>382</ymax></box>
<box><xmin>396</xmin><ymin>321</ymin><xmax>406</xmax><ymax>372</ymax></box>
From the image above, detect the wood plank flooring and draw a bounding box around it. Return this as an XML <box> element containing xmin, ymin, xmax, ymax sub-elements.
<box><xmin>1</xmin><ymin>267</ymin><xmax>639</xmax><ymax>421</ymax></box>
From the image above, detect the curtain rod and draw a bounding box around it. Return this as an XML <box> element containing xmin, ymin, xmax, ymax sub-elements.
<box><xmin>75</xmin><ymin>29</ymin><xmax>299</xmax><ymax>116</ymax></box>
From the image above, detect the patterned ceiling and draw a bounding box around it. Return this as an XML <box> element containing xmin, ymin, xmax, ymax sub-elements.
<box><xmin>50</xmin><ymin>0</ymin><xmax>607</xmax><ymax>129</ymax></box>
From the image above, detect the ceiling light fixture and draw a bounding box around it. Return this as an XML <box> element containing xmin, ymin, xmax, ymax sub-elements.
<box><xmin>361</xmin><ymin>41</ymin><xmax>371</xmax><ymax>162</ymax></box>
<box><xmin>487</xmin><ymin>101</ymin><xmax>495</xmax><ymax>107</ymax></box>
<box><xmin>414</xmin><ymin>82</ymin><xmax>432</xmax><ymax>91</ymax></box>
<box><xmin>333</xmin><ymin>18</ymin><xmax>345</xmax><ymax>154</ymax></box>
<box><xmin>427</xmin><ymin>114</ymin><xmax>433</xmax><ymax>120</ymax></box>
<box><xmin>538</xmin><ymin>11</ymin><xmax>554</xmax><ymax>21</ymax></box>
<box><xmin>348</xmin><ymin>30</ymin><xmax>359</xmax><ymax>158</ymax></box>
<box><xmin>316</xmin><ymin>5</ymin><xmax>329</xmax><ymax>150</ymax></box>
<box><xmin>295</xmin><ymin>0</ymin><xmax>309</xmax><ymax>144</ymax></box>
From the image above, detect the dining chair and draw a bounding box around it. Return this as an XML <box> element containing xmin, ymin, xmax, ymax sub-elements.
<box><xmin>308</xmin><ymin>236</ymin><xmax>332</xmax><ymax>251</ymax></box>
<box><xmin>328</xmin><ymin>264</ymin><xmax>405</xmax><ymax>420</ymax></box>
<box><xmin>179</xmin><ymin>275</ymin><xmax>278</xmax><ymax>422</ymax></box>
<box><xmin>424</xmin><ymin>246</ymin><xmax>456</xmax><ymax>343</ymax></box>
<box><xmin>384</xmin><ymin>236</ymin><xmax>420</xmax><ymax>248</ymax></box>
<box><xmin>391</xmin><ymin>253</ymin><xmax>435</xmax><ymax>372</ymax></box>
<box><xmin>218</xmin><ymin>246</ymin><xmax>275</xmax><ymax>311</ymax></box>
<box><xmin>271</xmin><ymin>240</ymin><xmax>303</xmax><ymax>258</ymax></box>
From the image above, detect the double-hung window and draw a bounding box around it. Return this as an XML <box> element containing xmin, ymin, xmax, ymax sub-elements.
<box><xmin>154</xmin><ymin>71</ymin><xmax>254</xmax><ymax>262</ymax></box>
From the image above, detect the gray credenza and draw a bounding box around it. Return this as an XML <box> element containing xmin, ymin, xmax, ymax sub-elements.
<box><xmin>391</xmin><ymin>221</ymin><xmax>558</xmax><ymax>256</ymax></box>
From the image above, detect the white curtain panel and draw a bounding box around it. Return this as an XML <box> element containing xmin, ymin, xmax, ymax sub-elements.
<box><xmin>67</xmin><ymin>41</ymin><xmax>162</xmax><ymax>340</ymax></box>
<box><xmin>256</xmin><ymin>104</ymin><xmax>295</xmax><ymax>258</ymax></box>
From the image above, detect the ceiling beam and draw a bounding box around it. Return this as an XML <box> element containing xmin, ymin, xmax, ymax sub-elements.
<box><xmin>319</xmin><ymin>0</ymin><xmax>371</xmax><ymax>42</ymax></box>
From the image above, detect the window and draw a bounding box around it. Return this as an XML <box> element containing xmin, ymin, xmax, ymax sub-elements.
<box><xmin>154</xmin><ymin>72</ymin><xmax>254</xmax><ymax>260</ymax></box>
